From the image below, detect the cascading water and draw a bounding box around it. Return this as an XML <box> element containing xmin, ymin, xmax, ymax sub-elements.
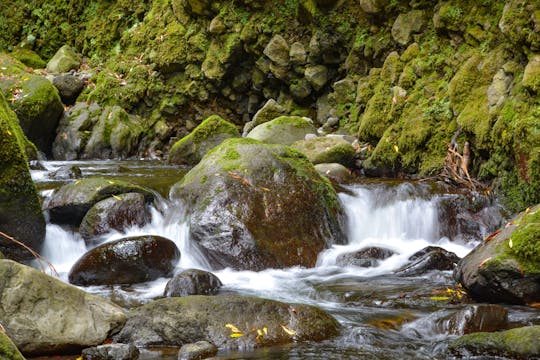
<box><xmin>32</xmin><ymin>161</ymin><xmax>515</xmax><ymax>359</ymax></box>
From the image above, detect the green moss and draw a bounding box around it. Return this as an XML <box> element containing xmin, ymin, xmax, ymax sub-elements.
<box><xmin>10</xmin><ymin>48</ymin><xmax>46</xmax><ymax>69</ymax></box>
<box><xmin>0</xmin><ymin>331</ymin><xmax>25</xmax><ymax>360</ymax></box>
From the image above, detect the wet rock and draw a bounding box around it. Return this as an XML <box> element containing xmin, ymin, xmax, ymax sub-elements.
<box><xmin>292</xmin><ymin>136</ymin><xmax>355</xmax><ymax>167</ymax></box>
<box><xmin>454</xmin><ymin>205</ymin><xmax>540</xmax><ymax>304</ymax></box>
<box><xmin>46</xmin><ymin>45</ymin><xmax>81</xmax><ymax>73</ymax></box>
<box><xmin>0</xmin><ymin>91</ymin><xmax>45</xmax><ymax>261</ymax></box>
<box><xmin>79</xmin><ymin>192</ymin><xmax>152</xmax><ymax>243</ymax></box>
<box><xmin>0</xmin><ymin>331</ymin><xmax>25</xmax><ymax>360</ymax></box>
<box><xmin>244</xmin><ymin>99</ymin><xmax>287</xmax><ymax>134</ymax></box>
<box><xmin>305</xmin><ymin>65</ymin><xmax>328</xmax><ymax>91</ymax></box>
<box><xmin>44</xmin><ymin>177</ymin><xmax>154</xmax><ymax>226</ymax></box>
<box><xmin>52</xmin><ymin>103</ymin><xmax>146</xmax><ymax>160</ymax></box>
<box><xmin>178</xmin><ymin>341</ymin><xmax>217</xmax><ymax>360</ymax></box>
<box><xmin>168</xmin><ymin>115</ymin><xmax>239</xmax><ymax>166</ymax></box>
<box><xmin>391</xmin><ymin>10</ymin><xmax>425</xmax><ymax>46</ymax></box>
<box><xmin>69</xmin><ymin>235</ymin><xmax>181</xmax><ymax>286</ymax></box>
<box><xmin>246</xmin><ymin>116</ymin><xmax>317</xmax><ymax>146</ymax></box>
<box><xmin>336</xmin><ymin>247</ymin><xmax>396</xmax><ymax>267</ymax></box>
<box><xmin>0</xmin><ymin>54</ymin><xmax>63</xmax><ymax>155</ymax></box>
<box><xmin>0</xmin><ymin>260</ymin><xmax>126</xmax><ymax>356</ymax></box>
<box><xmin>315</xmin><ymin>163</ymin><xmax>354</xmax><ymax>183</ymax></box>
<box><xmin>522</xmin><ymin>54</ymin><xmax>540</xmax><ymax>93</ymax></box>
<box><xmin>82</xmin><ymin>344</ymin><xmax>139</xmax><ymax>360</ymax></box>
<box><xmin>170</xmin><ymin>138</ymin><xmax>346</xmax><ymax>271</ymax></box>
<box><xmin>48</xmin><ymin>164</ymin><xmax>82</xmax><ymax>180</ymax></box>
<box><xmin>395</xmin><ymin>246</ymin><xmax>460</xmax><ymax>276</ymax></box>
<box><xmin>29</xmin><ymin>160</ymin><xmax>47</xmax><ymax>170</ymax></box>
<box><xmin>442</xmin><ymin>304</ymin><xmax>508</xmax><ymax>335</ymax></box>
<box><xmin>164</xmin><ymin>269</ymin><xmax>222</xmax><ymax>297</ymax></box>
<box><xmin>264</xmin><ymin>35</ymin><xmax>290</xmax><ymax>66</ymax></box>
<box><xmin>114</xmin><ymin>295</ymin><xmax>340</xmax><ymax>349</ymax></box>
<box><xmin>449</xmin><ymin>326</ymin><xmax>540</xmax><ymax>359</ymax></box>
<box><xmin>53</xmin><ymin>74</ymin><xmax>85</xmax><ymax>105</ymax></box>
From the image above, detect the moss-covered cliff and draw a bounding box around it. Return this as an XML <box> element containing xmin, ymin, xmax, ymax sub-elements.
<box><xmin>1</xmin><ymin>0</ymin><xmax>538</xmax><ymax>211</ymax></box>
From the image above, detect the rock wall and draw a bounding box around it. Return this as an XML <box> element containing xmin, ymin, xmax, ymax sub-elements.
<box><xmin>0</xmin><ymin>0</ymin><xmax>538</xmax><ymax>211</ymax></box>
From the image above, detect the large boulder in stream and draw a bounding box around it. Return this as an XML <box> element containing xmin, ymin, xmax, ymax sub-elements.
<box><xmin>454</xmin><ymin>205</ymin><xmax>540</xmax><ymax>304</ymax></box>
<box><xmin>44</xmin><ymin>177</ymin><xmax>154</xmax><ymax>226</ymax></box>
<box><xmin>449</xmin><ymin>326</ymin><xmax>540</xmax><ymax>359</ymax></box>
<box><xmin>164</xmin><ymin>269</ymin><xmax>222</xmax><ymax>297</ymax></box>
<box><xmin>246</xmin><ymin>116</ymin><xmax>317</xmax><ymax>146</ymax></box>
<box><xmin>168</xmin><ymin>114</ymin><xmax>240</xmax><ymax>166</ymax></box>
<box><xmin>0</xmin><ymin>91</ymin><xmax>45</xmax><ymax>261</ymax></box>
<box><xmin>170</xmin><ymin>138</ymin><xmax>347</xmax><ymax>271</ymax></box>
<box><xmin>114</xmin><ymin>295</ymin><xmax>340</xmax><ymax>348</ymax></box>
<box><xmin>396</xmin><ymin>246</ymin><xmax>460</xmax><ymax>276</ymax></box>
<box><xmin>0</xmin><ymin>260</ymin><xmax>126</xmax><ymax>356</ymax></box>
<box><xmin>79</xmin><ymin>192</ymin><xmax>152</xmax><ymax>244</ymax></box>
<box><xmin>69</xmin><ymin>235</ymin><xmax>181</xmax><ymax>286</ymax></box>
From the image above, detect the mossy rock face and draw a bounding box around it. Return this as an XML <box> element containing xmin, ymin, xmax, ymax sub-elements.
<box><xmin>44</xmin><ymin>177</ymin><xmax>155</xmax><ymax>226</ymax></box>
<box><xmin>292</xmin><ymin>136</ymin><xmax>356</xmax><ymax>167</ymax></box>
<box><xmin>52</xmin><ymin>103</ymin><xmax>146</xmax><ymax>160</ymax></box>
<box><xmin>0</xmin><ymin>331</ymin><xmax>25</xmax><ymax>360</ymax></box>
<box><xmin>522</xmin><ymin>55</ymin><xmax>540</xmax><ymax>94</ymax></box>
<box><xmin>449</xmin><ymin>326</ymin><xmax>540</xmax><ymax>359</ymax></box>
<box><xmin>0</xmin><ymin>54</ymin><xmax>63</xmax><ymax>155</ymax></box>
<box><xmin>499</xmin><ymin>0</ymin><xmax>540</xmax><ymax>51</ymax></box>
<box><xmin>454</xmin><ymin>204</ymin><xmax>540</xmax><ymax>304</ymax></box>
<box><xmin>115</xmin><ymin>295</ymin><xmax>340</xmax><ymax>348</ymax></box>
<box><xmin>68</xmin><ymin>235</ymin><xmax>180</xmax><ymax>286</ymax></box>
<box><xmin>168</xmin><ymin>115</ymin><xmax>240</xmax><ymax>166</ymax></box>
<box><xmin>46</xmin><ymin>45</ymin><xmax>81</xmax><ymax>73</ymax></box>
<box><xmin>0</xmin><ymin>91</ymin><xmax>45</xmax><ymax>261</ymax></box>
<box><xmin>246</xmin><ymin>116</ymin><xmax>317</xmax><ymax>146</ymax></box>
<box><xmin>170</xmin><ymin>138</ymin><xmax>347</xmax><ymax>271</ymax></box>
<box><xmin>0</xmin><ymin>259</ymin><xmax>126</xmax><ymax>356</ymax></box>
<box><xmin>10</xmin><ymin>48</ymin><xmax>46</xmax><ymax>69</ymax></box>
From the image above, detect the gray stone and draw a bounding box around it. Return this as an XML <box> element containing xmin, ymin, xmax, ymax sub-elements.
<box><xmin>164</xmin><ymin>269</ymin><xmax>222</xmax><ymax>297</ymax></box>
<box><xmin>359</xmin><ymin>0</ymin><xmax>389</xmax><ymax>13</ymax></box>
<box><xmin>244</xmin><ymin>99</ymin><xmax>287</xmax><ymax>134</ymax></box>
<box><xmin>289</xmin><ymin>42</ymin><xmax>307</xmax><ymax>64</ymax></box>
<box><xmin>82</xmin><ymin>343</ymin><xmax>139</xmax><ymax>360</ymax></box>
<box><xmin>53</xmin><ymin>74</ymin><xmax>84</xmax><ymax>105</ymax></box>
<box><xmin>263</xmin><ymin>35</ymin><xmax>290</xmax><ymax>66</ymax></box>
<box><xmin>292</xmin><ymin>136</ymin><xmax>356</xmax><ymax>166</ymax></box>
<box><xmin>391</xmin><ymin>10</ymin><xmax>425</xmax><ymax>45</ymax></box>
<box><xmin>46</xmin><ymin>45</ymin><xmax>81</xmax><ymax>73</ymax></box>
<box><xmin>305</xmin><ymin>65</ymin><xmax>329</xmax><ymax>91</ymax></box>
<box><xmin>290</xmin><ymin>78</ymin><xmax>312</xmax><ymax>100</ymax></box>
<box><xmin>48</xmin><ymin>164</ymin><xmax>82</xmax><ymax>180</ymax></box>
<box><xmin>522</xmin><ymin>54</ymin><xmax>540</xmax><ymax>93</ymax></box>
<box><xmin>178</xmin><ymin>341</ymin><xmax>217</xmax><ymax>360</ymax></box>
<box><xmin>315</xmin><ymin>163</ymin><xmax>354</xmax><ymax>183</ymax></box>
<box><xmin>332</xmin><ymin>78</ymin><xmax>356</xmax><ymax>103</ymax></box>
<box><xmin>208</xmin><ymin>16</ymin><xmax>226</xmax><ymax>34</ymax></box>
<box><xmin>0</xmin><ymin>260</ymin><xmax>126</xmax><ymax>356</ymax></box>
<box><xmin>487</xmin><ymin>69</ymin><xmax>512</xmax><ymax>111</ymax></box>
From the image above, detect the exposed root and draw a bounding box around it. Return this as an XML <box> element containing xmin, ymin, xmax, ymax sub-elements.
<box><xmin>0</xmin><ymin>231</ymin><xmax>58</xmax><ymax>276</ymax></box>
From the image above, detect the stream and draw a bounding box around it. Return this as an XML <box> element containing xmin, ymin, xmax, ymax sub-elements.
<box><xmin>31</xmin><ymin>160</ymin><xmax>540</xmax><ymax>359</ymax></box>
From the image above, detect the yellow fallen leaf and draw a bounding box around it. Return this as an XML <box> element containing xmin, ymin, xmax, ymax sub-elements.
<box><xmin>430</xmin><ymin>296</ymin><xmax>449</xmax><ymax>301</ymax></box>
<box><xmin>112</xmin><ymin>194</ymin><xmax>122</xmax><ymax>201</ymax></box>
<box><xmin>230</xmin><ymin>333</ymin><xmax>245</xmax><ymax>338</ymax></box>
<box><xmin>107</xmin><ymin>180</ymin><xmax>115</xmax><ymax>184</ymax></box>
<box><xmin>6</xmin><ymin>130</ymin><xmax>11</xmax><ymax>136</ymax></box>
<box><xmin>225</xmin><ymin>323</ymin><xmax>241</xmax><ymax>333</ymax></box>
<box><xmin>259</xmin><ymin>187</ymin><xmax>271</xmax><ymax>192</ymax></box>
<box><xmin>281</xmin><ymin>325</ymin><xmax>296</xmax><ymax>336</ymax></box>
<box><xmin>509</xmin><ymin>238</ymin><xmax>513</xmax><ymax>248</ymax></box>
<box><xmin>393</xmin><ymin>145</ymin><xmax>399</xmax><ymax>153</ymax></box>
<box><xmin>257</xmin><ymin>329</ymin><xmax>264</xmax><ymax>336</ymax></box>
<box><xmin>263</xmin><ymin>327</ymin><xmax>268</xmax><ymax>335</ymax></box>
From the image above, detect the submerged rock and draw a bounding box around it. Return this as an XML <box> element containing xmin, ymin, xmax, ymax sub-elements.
<box><xmin>79</xmin><ymin>192</ymin><xmax>152</xmax><ymax>243</ymax></box>
<box><xmin>0</xmin><ymin>91</ymin><xmax>45</xmax><ymax>260</ymax></box>
<box><xmin>449</xmin><ymin>326</ymin><xmax>540</xmax><ymax>359</ymax></box>
<box><xmin>246</xmin><ymin>116</ymin><xmax>317</xmax><ymax>146</ymax></box>
<box><xmin>44</xmin><ymin>177</ymin><xmax>154</xmax><ymax>226</ymax></box>
<box><xmin>82</xmin><ymin>344</ymin><xmax>139</xmax><ymax>360</ymax></box>
<box><xmin>0</xmin><ymin>260</ymin><xmax>126</xmax><ymax>356</ymax></box>
<box><xmin>170</xmin><ymin>138</ymin><xmax>346</xmax><ymax>271</ymax></box>
<box><xmin>114</xmin><ymin>295</ymin><xmax>340</xmax><ymax>348</ymax></box>
<box><xmin>168</xmin><ymin>115</ymin><xmax>240</xmax><ymax>166</ymax></box>
<box><xmin>164</xmin><ymin>269</ymin><xmax>222</xmax><ymax>297</ymax></box>
<box><xmin>69</xmin><ymin>235</ymin><xmax>181</xmax><ymax>286</ymax></box>
<box><xmin>178</xmin><ymin>341</ymin><xmax>217</xmax><ymax>360</ymax></box>
<box><xmin>454</xmin><ymin>205</ymin><xmax>540</xmax><ymax>304</ymax></box>
<box><xmin>442</xmin><ymin>304</ymin><xmax>508</xmax><ymax>335</ymax></box>
<box><xmin>336</xmin><ymin>247</ymin><xmax>396</xmax><ymax>267</ymax></box>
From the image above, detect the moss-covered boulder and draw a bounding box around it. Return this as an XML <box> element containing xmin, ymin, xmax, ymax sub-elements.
<box><xmin>314</xmin><ymin>163</ymin><xmax>354</xmax><ymax>183</ymax></box>
<box><xmin>522</xmin><ymin>54</ymin><xmax>540</xmax><ymax>94</ymax></box>
<box><xmin>454</xmin><ymin>205</ymin><xmax>540</xmax><ymax>304</ymax></box>
<box><xmin>46</xmin><ymin>45</ymin><xmax>81</xmax><ymax>73</ymax></box>
<box><xmin>0</xmin><ymin>330</ymin><xmax>25</xmax><ymax>360</ymax></box>
<box><xmin>292</xmin><ymin>136</ymin><xmax>356</xmax><ymax>167</ymax></box>
<box><xmin>44</xmin><ymin>177</ymin><xmax>154</xmax><ymax>226</ymax></box>
<box><xmin>68</xmin><ymin>235</ymin><xmax>181</xmax><ymax>286</ymax></box>
<box><xmin>243</xmin><ymin>99</ymin><xmax>287</xmax><ymax>135</ymax></box>
<box><xmin>114</xmin><ymin>295</ymin><xmax>340</xmax><ymax>349</ymax></box>
<box><xmin>79</xmin><ymin>192</ymin><xmax>152</xmax><ymax>244</ymax></box>
<box><xmin>449</xmin><ymin>326</ymin><xmax>540</xmax><ymax>359</ymax></box>
<box><xmin>0</xmin><ymin>91</ymin><xmax>45</xmax><ymax>260</ymax></box>
<box><xmin>246</xmin><ymin>116</ymin><xmax>317</xmax><ymax>146</ymax></box>
<box><xmin>391</xmin><ymin>10</ymin><xmax>425</xmax><ymax>46</ymax></box>
<box><xmin>0</xmin><ymin>54</ymin><xmax>63</xmax><ymax>154</ymax></box>
<box><xmin>168</xmin><ymin>115</ymin><xmax>240</xmax><ymax>166</ymax></box>
<box><xmin>0</xmin><ymin>259</ymin><xmax>126</xmax><ymax>356</ymax></box>
<box><xmin>170</xmin><ymin>138</ymin><xmax>346</xmax><ymax>271</ymax></box>
<box><xmin>52</xmin><ymin>103</ymin><xmax>146</xmax><ymax>160</ymax></box>
<box><xmin>10</xmin><ymin>48</ymin><xmax>46</xmax><ymax>69</ymax></box>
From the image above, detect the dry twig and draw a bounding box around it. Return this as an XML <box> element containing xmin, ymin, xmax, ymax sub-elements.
<box><xmin>0</xmin><ymin>230</ymin><xmax>58</xmax><ymax>276</ymax></box>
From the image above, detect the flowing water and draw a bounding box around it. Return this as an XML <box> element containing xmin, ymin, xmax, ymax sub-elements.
<box><xmin>31</xmin><ymin>161</ymin><xmax>540</xmax><ymax>359</ymax></box>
